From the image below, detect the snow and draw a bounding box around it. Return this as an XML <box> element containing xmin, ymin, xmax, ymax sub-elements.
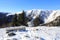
<box><xmin>0</xmin><ymin>26</ymin><xmax>60</xmax><ymax>40</ymax></box>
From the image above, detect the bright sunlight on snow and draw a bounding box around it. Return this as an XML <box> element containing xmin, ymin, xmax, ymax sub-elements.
<box><xmin>0</xmin><ymin>26</ymin><xmax>60</xmax><ymax>40</ymax></box>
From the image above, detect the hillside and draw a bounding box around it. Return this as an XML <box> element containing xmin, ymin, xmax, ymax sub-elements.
<box><xmin>0</xmin><ymin>9</ymin><xmax>60</xmax><ymax>27</ymax></box>
<box><xmin>41</xmin><ymin>16</ymin><xmax>60</xmax><ymax>26</ymax></box>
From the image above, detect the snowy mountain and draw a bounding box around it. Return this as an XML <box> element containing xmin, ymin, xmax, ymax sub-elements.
<box><xmin>14</xmin><ymin>9</ymin><xmax>60</xmax><ymax>26</ymax></box>
<box><xmin>5</xmin><ymin>9</ymin><xmax>60</xmax><ymax>27</ymax></box>
<box><xmin>25</xmin><ymin>10</ymin><xmax>60</xmax><ymax>23</ymax></box>
<box><xmin>41</xmin><ymin>16</ymin><xmax>60</xmax><ymax>26</ymax></box>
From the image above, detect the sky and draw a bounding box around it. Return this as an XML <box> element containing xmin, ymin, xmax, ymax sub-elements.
<box><xmin>0</xmin><ymin>0</ymin><xmax>60</xmax><ymax>13</ymax></box>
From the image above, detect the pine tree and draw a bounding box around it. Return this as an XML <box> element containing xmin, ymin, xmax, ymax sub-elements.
<box><xmin>33</xmin><ymin>17</ymin><xmax>40</xmax><ymax>26</ymax></box>
<box><xmin>22</xmin><ymin>10</ymin><xmax>28</xmax><ymax>26</ymax></box>
<box><xmin>18</xmin><ymin>10</ymin><xmax>28</xmax><ymax>26</ymax></box>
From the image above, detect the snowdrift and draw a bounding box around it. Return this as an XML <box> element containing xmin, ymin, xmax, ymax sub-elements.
<box><xmin>0</xmin><ymin>26</ymin><xmax>60</xmax><ymax>40</ymax></box>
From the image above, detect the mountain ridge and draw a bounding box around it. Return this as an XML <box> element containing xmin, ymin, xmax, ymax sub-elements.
<box><xmin>0</xmin><ymin>9</ymin><xmax>60</xmax><ymax>27</ymax></box>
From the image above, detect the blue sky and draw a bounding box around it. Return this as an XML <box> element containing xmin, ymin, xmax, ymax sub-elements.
<box><xmin>0</xmin><ymin>0</ymin><xmax>60</xmax><ymax>13</ymax></box>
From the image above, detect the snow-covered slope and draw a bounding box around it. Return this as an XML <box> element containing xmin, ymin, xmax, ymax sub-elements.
<box><xmin>18</xmin><ymin>10</ymin><xmax>60</xmax><ymax>26</ymax></box>
<box><xmin>7</xmin><ymin>9</ymin><xmax>60</xmax><ymax>26</ymax></box>
<box><xmin>25</xmin><ymin>10</ymin><xmax>60</xmax><ymax>24</ymax></box>
<box><xmin>45</xmin><ymin>10</ymin><xmax>60</xmax><ymax>23</ymax></box>
<box><xmin>0</xmin><ymin>26</ymin><xmax>60</xmax><ymax>40</ymax></box>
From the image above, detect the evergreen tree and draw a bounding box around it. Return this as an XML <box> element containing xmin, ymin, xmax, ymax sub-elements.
<box><xmin>18</xmin><ymin>10</ymin><xmax>28</xmax><ymax>26</ymax></box>
<box><xmin>33</xmin><ymin>17</ymin><xmax>40</xmax><ymax>26</ymax></box>
<box><xmin>22</xmin><ymin>10</ymin><xmax>28</xmax><ymax>26</ymax></box>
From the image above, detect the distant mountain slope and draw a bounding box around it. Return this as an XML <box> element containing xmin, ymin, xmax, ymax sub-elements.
<box><xmin>24</xmin><ymin>10</ymin><xmax>53</xmax><ymax>26</ymax></box>
<box><xmin>0</xmin><ymin>9</ymin><xmax>60</xmax><ymax>27</ymax></box>
<box><xmin>16</xmin><ymin>10</ymin><xmax>60</xmax><ymax>26</ymax></box>
<box><xmin>41</xmin><ymin>16</ymin><xmax>60</xmax><ymax>26</ymax></box>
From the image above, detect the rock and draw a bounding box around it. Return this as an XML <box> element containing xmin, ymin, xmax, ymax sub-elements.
<box><xmin>12</xmin><ymin>38</ymin><xmax>17</xmax><ymax>40</ymax></box>
<box><xmin>8</xmin><ymin>32</ymin><xmax>16</xmax><ymax>36</ymax></box>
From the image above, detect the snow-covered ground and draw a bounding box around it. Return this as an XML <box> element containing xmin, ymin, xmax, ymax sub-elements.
<box><xmin>0</xmin><ymin>26</ymin><xmax>60</xmax><ymax>40</ymax></box>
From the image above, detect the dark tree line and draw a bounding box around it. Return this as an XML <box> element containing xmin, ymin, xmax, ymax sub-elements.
<box><xmin>0</xmin><ymin>13</ymin><xmax>14</xmax><ymax>27</ymax></box>
<box><xmin>12</xmin><ymin>11</ymin><xmax>28</xmax><ymax>26</ymax></box>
